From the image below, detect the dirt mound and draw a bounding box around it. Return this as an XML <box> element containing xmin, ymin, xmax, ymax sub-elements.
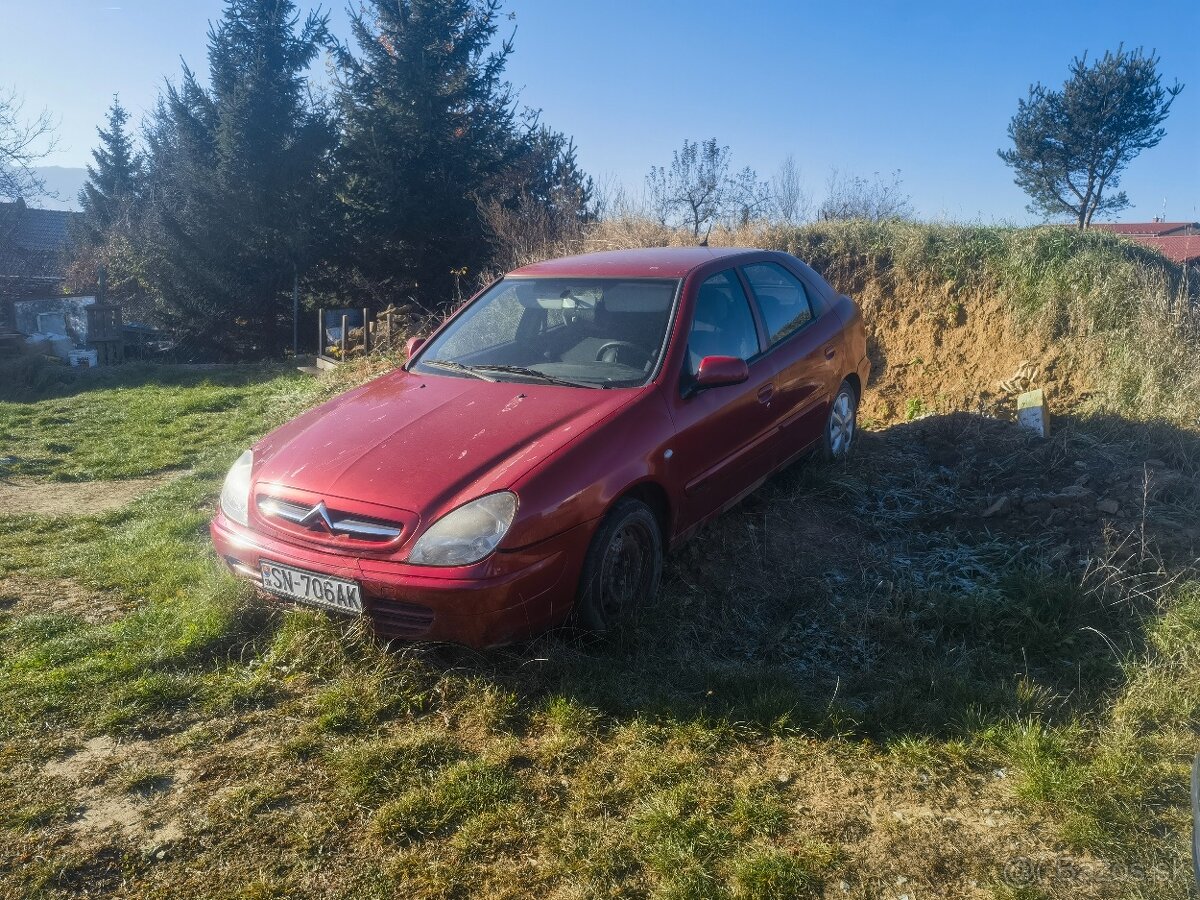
<box><xmin>857</xmin><ymin>281</ymin><xmax>1096</xmax><ymax>427</ymax></box>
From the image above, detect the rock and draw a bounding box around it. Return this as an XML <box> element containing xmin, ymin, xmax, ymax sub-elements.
<box><xmin>1096</xmin><ymin>499</ymin><xmax>1120</xmax><ymax>515</ymax></box>
<box><xmin>982</xmin><ymin>496</ymin><xmax>1013</xmax><ymax>518</ymax></box>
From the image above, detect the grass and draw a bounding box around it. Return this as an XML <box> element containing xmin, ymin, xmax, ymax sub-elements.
<box><xmin>1</xmin><ymin>225</ymin><xmax>1199</xmax><ymax>898</ymax></box>
<box><xmin>0</xmin><ymin>361</ymin><xmax>320</xmax><ymax>480</ymax></box>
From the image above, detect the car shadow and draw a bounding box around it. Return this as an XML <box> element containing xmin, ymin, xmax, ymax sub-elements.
<box><xmin>428</xmin><ymin>409</ymin><xmax>1200</xmax><ymax>741</ymax></box>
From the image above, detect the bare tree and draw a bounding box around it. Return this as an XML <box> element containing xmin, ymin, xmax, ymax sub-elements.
<box><xmin>646</xmin><ymin>138</ymin><xmax>769</xmax><ymax>240</ymax></box>
<box><xmin>591</xmin><ymin>171</ymin><xmax>632</xmax><ymax>221</ymax></box>
<box><xmin>724</xmin><ymin>165</ymin><xmax>770</xmax><ymax>228</ymax></box>
<box><xmin>770</xmin><ymin>154</ymin><xmax>810</xmax><ymax>225</ymax></box>
<box><xmin>0</xmin><ymin>86</ymin><xmax>58</xmax><ymax>201</ymax></box>
<box><xmin>818</xmin><ymin>168</ymin><xmax>913</xmax><ymax>222</ymax></box>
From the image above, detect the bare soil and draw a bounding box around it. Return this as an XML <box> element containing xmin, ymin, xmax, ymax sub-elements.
<box><xmin>0</xmin><ymin>474</ymin><xmax>173</xmax><ymax>518</ymax></box>
<box><xmin>36</xmin><ymin>734</ymin><xmax>190</xmax><ymax>853</ymax></box>
<box><xmin>857</xmin><ymin>282</ymin><xmax>1097</xmax><ymax>425</ymax></box>
<box><xmin>0</xmin><ymin>576</ymin><xmax>129</xmax><ymax>624</ymax></box>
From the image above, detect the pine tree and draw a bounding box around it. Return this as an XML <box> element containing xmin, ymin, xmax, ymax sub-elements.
<box><xmin>479</xmin><ymin>120</ymin><xmax>594</xmax><ymax>270</ymax></box>
<box><xmin>517</xmin><ymin>122</ymin><xmax>593</xmax><ymax>227</ymax></box>
<box><xmin>141</xmin><ymin>0</ymin><xmax>336</xmax><ymax>356</ymax></box>
<box><xmin>999</xmin><ymin>46</ymin><xmax>1183</xmax><ymax>229</ymax></box>
<box><xmin>66</xmin><ymin>96</ymin><xmax>149</xmax><ymax>307</ymax></box>
<box><xmin>77</xmin><ymin>97</ymin><xmax>143</xmax><ymax>245</ymax></box>
<box><xmin>336</xmin><ymin>0</ymin><xmax>520</xmax><ymax>309</ymax></box>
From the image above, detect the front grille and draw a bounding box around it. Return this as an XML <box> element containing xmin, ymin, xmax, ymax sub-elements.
<box><xmin>368</xmin><ymin>599</ymin><xmax>435</xmax><ymax>637</ymax></box>
<box><xmin>257</xmin><ymin>497</ymin><xmax>402</xmax><ymax>543</ymax></box>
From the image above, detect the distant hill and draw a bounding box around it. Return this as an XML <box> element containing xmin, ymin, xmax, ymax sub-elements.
<box><xmin>27</xmin><ymin>167</ymin><xmax>87</xmax><ymax>211</ymax></box>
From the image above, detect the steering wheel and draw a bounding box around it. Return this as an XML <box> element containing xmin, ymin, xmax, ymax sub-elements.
<box><xmin>595</xmin><ymin>341</ymin><xmax>652</xmax><ymax>368</ymax></box>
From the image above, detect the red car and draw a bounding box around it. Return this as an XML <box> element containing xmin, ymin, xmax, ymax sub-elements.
<box><xmin>211</xmin><ymin>247</ymin><xmax>869</xmax><ymax>647</ymax></box>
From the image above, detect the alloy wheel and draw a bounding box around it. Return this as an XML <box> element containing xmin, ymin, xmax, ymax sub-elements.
<box><xmin>829</xmin><ymin>389</ymin><xmax>856</xmax><ymax>457</ymax></box>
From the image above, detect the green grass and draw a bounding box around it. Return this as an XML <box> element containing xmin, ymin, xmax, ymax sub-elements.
<box><xmin>0</xmin><ymin>362</ymin><xmax>320</xmax><ymax>480</ymax></box>
<box><xmin>1</xmin><ymin>219</ymin><xmax>1199</xmax><ymax>899</ymax></box>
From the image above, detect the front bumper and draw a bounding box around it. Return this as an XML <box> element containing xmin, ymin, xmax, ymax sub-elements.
<box><xmin>210</xmin><ymin>513</ymin><xmax>593</xmax><ymax>648</ymax></box>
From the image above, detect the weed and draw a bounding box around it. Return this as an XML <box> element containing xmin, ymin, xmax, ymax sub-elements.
<box><xmin>730</xmin><ymin>848</ymin><xmax>827</xmax><ymax>899</ymax></box>
<box><xmin>373</xmin><ymin>758</ymin><xmax>519</xmax><ymax>843</ymax></box>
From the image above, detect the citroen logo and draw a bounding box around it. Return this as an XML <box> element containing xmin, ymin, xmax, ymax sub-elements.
<box><xmin>259</xmin><ymin>497</ymin><xmax>402</xmax><ymax>541</ymax></box>
<box><xmin>298</xmin><ymin>501</ymin><xmax>337</xmax><ymax>533</ymax></box>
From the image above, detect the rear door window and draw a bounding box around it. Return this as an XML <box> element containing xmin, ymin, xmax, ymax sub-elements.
<box><xmin>742</xmin><ymin>262</ymin><xmax>814</xmax><ymax>345</ymax></box>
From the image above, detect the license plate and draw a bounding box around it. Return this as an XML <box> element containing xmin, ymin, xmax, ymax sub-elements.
<box><xmin>259</xmin><ymin>561</ymin><xmax>363</xmax><ymax>616</ymax></box>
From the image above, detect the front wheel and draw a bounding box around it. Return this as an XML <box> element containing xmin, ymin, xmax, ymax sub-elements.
<box><xmin>573</xmin><ymin>498</ymin><xmax>663</xmax><ymax>634</ymax></box>
<box><xmin>822</xmin><ymin>380</ymin><xmax>858</xmax><ymax>460</ymax></box>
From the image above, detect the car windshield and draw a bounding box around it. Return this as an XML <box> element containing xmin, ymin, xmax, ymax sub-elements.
<box><xmin>411</xmin><ymin>277</ymin><xmax>680</xmax><ymax>388</ymax></box>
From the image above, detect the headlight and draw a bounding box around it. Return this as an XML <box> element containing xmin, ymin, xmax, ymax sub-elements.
<box><xmin>408</xmin><ymin>492</ymin><xmax>517</xmax><ymax>566</ymax></box>
<box><xmin>219</xmin><ymin>449</ymin><xmax>254</xmax><ymax>527</ymax></box>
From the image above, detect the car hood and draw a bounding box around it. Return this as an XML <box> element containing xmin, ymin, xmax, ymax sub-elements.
<box><xmin>253</xmin><ymin>369</ymin><xmax>637</xmax><ymax>517</ymax></box>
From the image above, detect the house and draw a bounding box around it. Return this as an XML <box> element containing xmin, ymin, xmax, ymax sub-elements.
<box><xmin>0</xmin><ymin>198</ymin><xmax>81</xmax><ymax>336</ymax></box>
<box><xmin>1089</xmin><ymin>221</ymin><xmax>1200</xmax><ymax>237</ymax></box>
<box><xmin>1128</xmin><ymin>234</ymin><xmax>1200</xmax><ymax>267</ymax></box>
<box><xmin>1090</xmin><ymin>220</ymin><xmax>1200</xmax><ymax>268</ymax></box>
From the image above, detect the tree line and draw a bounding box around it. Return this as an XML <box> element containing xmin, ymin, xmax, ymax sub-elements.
<box><xmin>67</xmin><ymin>0</ymin><xmax>595</xmax><ymax>358</ymax></box>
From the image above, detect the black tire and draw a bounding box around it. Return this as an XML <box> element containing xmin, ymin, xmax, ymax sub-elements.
<box><xmin>573</xmin><ymin>498</ymin><xmax>663</xmax><ymax>634</ymax></box>
<box><xmin>822</xmin><ymin>379</ymin><xmax>858</xmax><ymax>461</ymax></box>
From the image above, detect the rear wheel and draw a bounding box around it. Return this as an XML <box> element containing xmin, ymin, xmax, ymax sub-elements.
<box><xmin>574</xmin><ymin>498</ymin><xmax>662</xmax><ymax>634</ymax></box>
<box><xmin>823</xmin><ymin>380</ymin><xmax>858</xmax><ymax>460</ymax></box>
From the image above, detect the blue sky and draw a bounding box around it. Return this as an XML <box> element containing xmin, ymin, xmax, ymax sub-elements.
<box><xmin>4</xmin><ymin>0</ymin><xmax>1197</xmax><ymax>222</ymax></box>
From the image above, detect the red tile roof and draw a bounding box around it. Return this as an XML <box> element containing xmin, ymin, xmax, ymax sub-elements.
<box><xmin>1134</xmin><ymin>235</ymin><xmax>1200</xmax><ymax>265</ymax></box>
<box><xmin>1091</xmin><ymin>222</ymin><xmax>1197</xmax><ymax>236</ymax></box>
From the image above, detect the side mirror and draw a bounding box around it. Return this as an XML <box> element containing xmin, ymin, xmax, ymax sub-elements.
<box><xmin>405</xmin><ymin>336</ymin><xmax>426</xmax><ymax>360</ymax></box>
<box><xmin>694</xmin><ymin>355</ymin><xmax>749</xmax><ymax>389</ymax></box>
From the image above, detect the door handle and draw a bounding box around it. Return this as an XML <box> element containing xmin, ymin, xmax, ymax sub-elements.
<box><xmin>757</xmin><ymin>383</ymin><xmax>775</xmax><ymax>404</ymax></box>
<box><xmin>823</xmin><ymin>344</ymin><xmax>837</xmax><ymax>360</ymax></box>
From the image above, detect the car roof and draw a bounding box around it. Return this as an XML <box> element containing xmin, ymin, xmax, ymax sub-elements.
<box><xmin>507</xmin><ymin>246</ymin><xmax>765</xmax><ymax>279</ymax></box>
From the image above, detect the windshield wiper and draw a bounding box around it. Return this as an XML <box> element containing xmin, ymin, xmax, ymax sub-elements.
<box><xmin>471</xmin><ymin>364</ymin><xmax>604</xmax><ymax>389</ymax></box>
<box><xmin>423</xmin><ymin>359</ymin><xmax>497</xmax><ymax>381</ymax></box>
